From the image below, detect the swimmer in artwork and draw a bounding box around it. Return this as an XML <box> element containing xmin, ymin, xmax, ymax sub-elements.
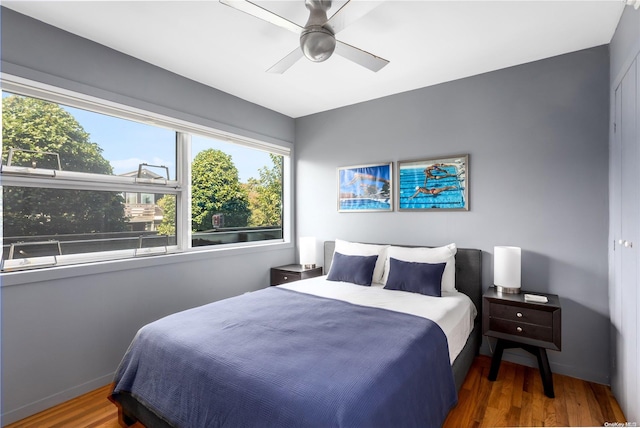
<box><xmin>423</xmin><ymin>164</ymin><xmax>458</xmax><ymax>186</ymax></box>
<box><xmin>347</xmin><ymin>173</ymin><xmax>391</xmax><ymax>198</ymax></box>
<box><xmin>347</xmin><ymin>173</ymin><xmax>390</xmax><ymax>186</ymax></box>
<box><xmin>409</xmin><ymin>186</ymin><xmax>457</xmax><ymax>199</ymax></box>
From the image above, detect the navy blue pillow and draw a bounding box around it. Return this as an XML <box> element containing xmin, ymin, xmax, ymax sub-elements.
<box><xmin>327</xmin><ymin>252</ymin><xmax>379</xmax><ymax>286</ymax></box>
<box><xmin>384</xmin><ymin>258</ymin><xmax>446</xmax><ymax>297</ymax></box>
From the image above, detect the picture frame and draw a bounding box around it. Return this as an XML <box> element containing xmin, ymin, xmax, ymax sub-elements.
<box><xmin>338</xmin><ymin>162</ymin><xmax>393</xmax><ymax>212</ymax></box>
<box><xmin>397</xmin><ymin>154</ymin><xmax>468</xmax><ymax>211</ymax></box>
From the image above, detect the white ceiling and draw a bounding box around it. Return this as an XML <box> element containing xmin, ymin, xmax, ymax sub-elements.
<box><xmin>4</xmin><ymin>1</ymin><xmax>626</xmax><ymax>118</ymax></box>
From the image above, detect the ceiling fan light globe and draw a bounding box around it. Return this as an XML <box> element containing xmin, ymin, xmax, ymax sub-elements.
<box><xmin>300</xmin><ymin>27</ymin><xmax>336</xmax><ymax>62</ymax></box>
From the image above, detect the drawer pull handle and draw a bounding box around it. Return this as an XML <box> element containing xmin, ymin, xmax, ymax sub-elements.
<box><xmin>516</xmin><ymin>326</ymin><xmax>523</xmax><ymax>333</ymax></box>
<box><xmin>283</xmin><ymin>276</ymin><xmax>288</xmax><ymax>280</ymax></box>
<box><xmin>516</xmin><ymin>312</ymin><xmax>523</xmax><ymax>318</ymax></box>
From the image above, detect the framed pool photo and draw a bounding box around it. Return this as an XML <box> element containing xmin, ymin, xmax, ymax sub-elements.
<box><xmin>397</xmin><ymin>154</ymin><xmax>468</xmax><ymax>211</ymax></box>
<box><xmin>338</xmin><ymin>162</ymin><xmax>393</xmax><ymax>212</ymax></box>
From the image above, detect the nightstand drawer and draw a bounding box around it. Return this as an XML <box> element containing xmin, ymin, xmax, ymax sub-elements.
<box><xmin>271</xmin><ymin>270</ymin><xmax>301</xmax><ymax>285</ymax></box>
<box><xmin>489</xmin><ymin>318</ymin><xmax>554</xmax><ymax>342</ymax></box>
<box><xmin>270</xmin><ymin>265</ymin><xmax>324</xmax><ymax>286</ymax></box>
<box><xmin>490</xmin><ymin>302</ymin><xmax>552</xmax><ymax>325</ymax></box>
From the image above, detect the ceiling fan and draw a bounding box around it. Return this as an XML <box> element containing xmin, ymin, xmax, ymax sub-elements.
<box><xmin>219</xmin><ymin>0</ymin><xmax>389</xmax><ymax>73</ymax></box>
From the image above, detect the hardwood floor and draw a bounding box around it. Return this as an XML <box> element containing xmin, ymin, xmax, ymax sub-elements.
<box><xmin>444</xmin><ymin>356</ymin><xmax>626</xmax><ymax>427</ymax></box>
<box><xmin>6</xmin><ymin>356</ymin><xmax>625</xmax><ymax>428</ymax></box>
<box><xmin>5</xmin><ymin>384</ymin><xmax>123</xmax><ymax>428</ymax></box>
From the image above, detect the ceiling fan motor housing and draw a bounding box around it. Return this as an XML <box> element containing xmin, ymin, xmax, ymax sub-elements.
<box><xmin>300</xmin><ymin>0</ymin><xmax>336</xmax><ymax>62</ymax></box>
<box><xmin>300</xmin><ymin>26</ymin><xmax>336</xmax><ymax>62</ymax></box>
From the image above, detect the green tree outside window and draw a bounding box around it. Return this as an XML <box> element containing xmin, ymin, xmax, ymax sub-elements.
<box><xmin>2</xmin><ymin>95</ymin><xmax>128</xmax><ymax>237</ymax></box>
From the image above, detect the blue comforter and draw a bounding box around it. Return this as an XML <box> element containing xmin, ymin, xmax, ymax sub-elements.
<box><xmin>112</xmin><ymin>287</ymin><xmax>456</xmax><ymax>427</ymax></box>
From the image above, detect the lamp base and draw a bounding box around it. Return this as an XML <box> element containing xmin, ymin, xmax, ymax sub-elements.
<box><xmin>495</xmin><ymin>285</ymin><xmax>521</xmax><ymax>294</ymax></box>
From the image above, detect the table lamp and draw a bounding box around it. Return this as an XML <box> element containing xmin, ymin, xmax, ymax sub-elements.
<box><xmin>494</xmin><ymin>246</ymin><xmax>521</xmax><ymax>294</ymax></box>
<box><xmin>299</xmin><ymin>236</ymin><xmax>316</xmax><ymax>269</ymax></box>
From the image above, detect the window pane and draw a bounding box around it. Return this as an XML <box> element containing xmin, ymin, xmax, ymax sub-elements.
<box><xmin>126</xmin><ymin>193</ymin><xmax>138</xmax><ymax>205</ymax></box>
<box><xmin>2</xmin><ymin>92</ymin><xmax>176</xmax><ymax>179</ymax></box>
<box><xmin>190</xmin><ymin>135</ymin><xmax>283</xmax><ymax>247</ymax></box>
<box><xmin>2</xmin><ymin>187</ymin><xmax>176</xmax><ymax>260</ymax></box>
<box><xmin>140</xmin><ymin>193</ymin><xmax>154</xmax><ymax>204</ymax></box>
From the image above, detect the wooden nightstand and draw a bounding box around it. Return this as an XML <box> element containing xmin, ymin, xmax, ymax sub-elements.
<box><xmin>482</xmin><ymin>287</ymin><xmax>561</xmax><ymax>398</ymax></box>
<box><xmin>270</xmin><ymin>264</ymin><xmax>323</xmax><ymax>286</ymax></box>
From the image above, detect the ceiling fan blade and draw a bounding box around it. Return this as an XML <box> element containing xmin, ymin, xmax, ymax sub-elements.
<box><xmin>335</xmin><ymin>41</ymin><xmax>389</xmax><ymax>72</ymax></box>
<box><xmin>267</xmin><ymin>47</ymin><xmax>304</xmax><ymax>74</ymax></box>
<box><xmin>328</xmin><ymin>1</ymin><xmax>384</xmax><ymax>35</ymax></box>
<box><xmin>219</xmin><ymin>0</ymin><xmax>303</xmax><ymax>34</ymax></box>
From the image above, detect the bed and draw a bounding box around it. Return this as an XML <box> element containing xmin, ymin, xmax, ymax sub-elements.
<box><xmin>110</xmin><ymin>241</ymin><xmax>482</xmax><ymax>428</ymax></box>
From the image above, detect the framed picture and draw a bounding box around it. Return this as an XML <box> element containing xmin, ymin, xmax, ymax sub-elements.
<box><xmin>397</xmin><ymin>154</ymin><xmax>468</xmax><ymax>211</ymax></box>
<box><xmin>338</xmin><ymin>162</ymin><xmax>393</xmax><ymax>212</ymax></box>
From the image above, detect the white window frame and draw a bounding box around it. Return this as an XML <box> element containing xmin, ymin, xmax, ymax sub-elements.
<box><xmin>1</xmin><ymin>74</ymin><xmax>292</xmax><ymax>277</ymax></box>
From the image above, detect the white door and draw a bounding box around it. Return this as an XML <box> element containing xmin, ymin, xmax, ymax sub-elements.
<box><xmin>611</xmin><ymin>80</ymin><xmax>623</xmax><ymax>409</ymax></box>
<box><xmin>617</xmin><ymin>57</ymin><xmax>639</xmax><ymax>422</ymax></box>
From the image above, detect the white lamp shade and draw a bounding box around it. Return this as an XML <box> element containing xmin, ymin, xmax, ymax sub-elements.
<box><xmin>494</xmin><ymin>246</ymin><xmax>521</xmax><ymax>289</ymax></box>
<box><xmin>299</xmin><ymin>236</ymin><xmax>316</xmax><ymax>267</ymax></box>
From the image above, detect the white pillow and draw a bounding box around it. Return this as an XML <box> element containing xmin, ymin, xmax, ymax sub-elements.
<box><xmin>382</xmin><ymin>244</ymin><xmax>457</xmax><ymax>292</ymax></box>
<box><xmin>332</xmin><ymin>239</ymin><xmax>389</xmax><ymax>284</ymax></box>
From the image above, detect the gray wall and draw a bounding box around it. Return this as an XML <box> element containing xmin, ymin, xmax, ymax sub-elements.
<box><xmin>1</xmin><ymin>8</ymin><xmax>295</xmax><ymax>425</ymax></box>
<box><xmin>295</xmin><ymin>46</ymin><xmax>611</xmax><ymax>384</ymax></box>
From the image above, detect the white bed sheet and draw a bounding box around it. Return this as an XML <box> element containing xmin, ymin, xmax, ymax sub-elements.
<box><xmin>279</xmin><ymin>276</ymin><xmax>477</xmax><ymax>364</ymax></box>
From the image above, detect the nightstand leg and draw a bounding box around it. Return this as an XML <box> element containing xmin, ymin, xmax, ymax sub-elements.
<box><xmin>535</xmin><ymin>347</ymin><xmax>555</xmax><ymax>398</ymax></box>
<box><xmin>488</xmin><ymin>339</ymin><xmax>505</xmax><ymax>381</ymax></box>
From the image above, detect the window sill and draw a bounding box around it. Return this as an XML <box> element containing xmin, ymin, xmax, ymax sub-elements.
<box><xmin>0</xmin><ymin>240</ymin><xmax>293</xmax><ymax>287</ymax></box>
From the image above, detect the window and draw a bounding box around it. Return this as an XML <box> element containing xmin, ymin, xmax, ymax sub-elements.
<box><xmin>1</xmin><ymin>78</ymin><xmax>290</xmax><ymax>272</ymax></box>
<box><xmin>189</xmin><ymin>134</ymin><xmax>284</xmax><ymax>247</ymax></box>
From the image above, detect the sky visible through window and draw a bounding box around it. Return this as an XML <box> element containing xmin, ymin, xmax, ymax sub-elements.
<box><xmin>65</xmin><ymin>105</ymin><xmax>272</xmax><ymax>183</ymax></box>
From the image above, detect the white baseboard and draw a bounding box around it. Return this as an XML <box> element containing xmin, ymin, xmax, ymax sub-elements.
<box><xmin>1</xmin><ymin>372</ymin><xmax>115</xmax><ymax>426</ymax></box>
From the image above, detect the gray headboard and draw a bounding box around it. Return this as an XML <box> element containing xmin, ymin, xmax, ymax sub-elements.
<box><xmin>323</xmin><ymin>241</ymin><xmax>483</xmax><ymax>314</ymax></box>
